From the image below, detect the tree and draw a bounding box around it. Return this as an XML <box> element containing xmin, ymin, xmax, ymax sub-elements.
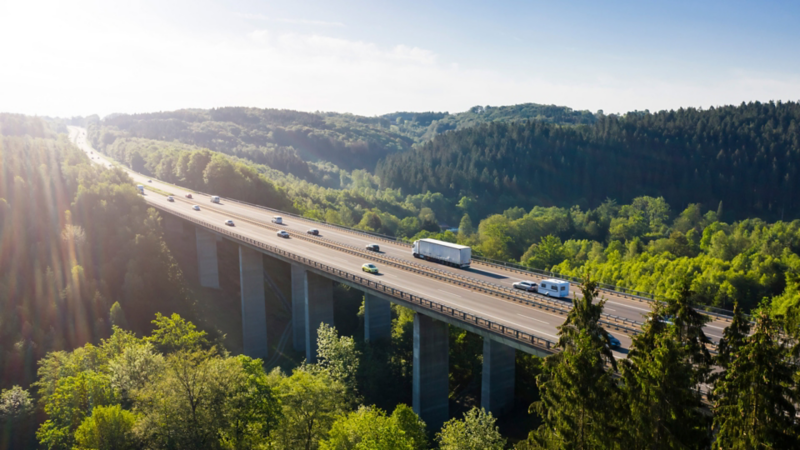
<box><xmin>458</xmin><ymin>214</ymin><xmax>474</xmax><ymax>238</ymax></box>
<box><xmin>527</xmin><ymin>279</ymin><xmax>621</xmax><ymax>449</ymax></box>
<box><xmin>620</xmin><ymin>312</ymin><xmax>709</xmax><ymax>449</ymax></box>
<box><xmin>436</xmin><ymin>407</ymin><xmax>505</xmax><ymax>450</ymax></box>
<box><xmin>275</xmin><ymin>367</ymin><xmax>348</xmax><ymax>450</ymax></box>
<box><xmin>109</xmin><ymin>301</ymin><xmax>128</xmax><ymax>329</ymax></box>
<box><xmin>36</xmin><ymin>371</ymin><xmax>117</xmax><ymax>450</ymax></box>
<box><xmin>316</xmin><ymin>324</ymin><xmax>361</xmax><ymax>404</ymax></box>
<box><xmin>145</xmin><ymin>313</ymin><xmax>209</xmax><ymax>353</ymax></box>
<box><xmin>73</xmin><ymin>405</ymin><xmax>139</xmax><ymax>450</ymax></box>
<box><xmin>712</xmin><ymin>310</ymin><xmax>798</xmax><ymax>448</ymax></box>
<box><xmin>0</xmin><ymin>385</ymin><xmax>34</xmax><ymax>421</ymax></box>
<box><xmin>666</xmin><ymin>279</ymin><xmax>712</xmax><ymax>383</ymax></box>
<box><xmin>320</xmin><ymin>406</ymin><xmax>415</xmax><ymax>450</ymax></box>
<box><xmin>522</xmin><ymin>235</ymin><xmax>567</xmax><ymax>270</ymax></box>
<box><xmin>109</xmin><ymin>342</ymin><xmax>165</xmax><ymax>405</ymax></box>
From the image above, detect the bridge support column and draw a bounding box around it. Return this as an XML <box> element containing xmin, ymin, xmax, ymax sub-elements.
<box><xmin>239</xmin><ymin>246</ymin><xmax>268</xmax><ymax>359</ymax></box>
<box><xmin>195</xmin><ymin>228</ymin><xmax>219</xmax><ymax>289</ymax></box>
<box><xmin>413</xmin><ymin>314</ymin><xmax>449</xmax><ymax>431</ymax></box>
<box><xmin>304</xmin><ymin>271</ymin><xmax>334</xmax><ymax>363</ymax></box>
<box><xmin>291</xmin><ymin>264</ymin><xmax>307</xmax><ymax>352</ymax></box>
<box><xmin>364</xmin><ymin>294</ymin><xmax>392</xmax><ymax>342</ymax></box>
<box><xmin>481</xmin><ymin>339</ymin><xmax>515</xmax><ymax>416</ymax></box>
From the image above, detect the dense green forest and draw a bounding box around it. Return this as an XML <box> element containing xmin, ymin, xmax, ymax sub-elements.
<box><xmin>378</xmin><ymin>101</ymin><xmax>800</xmax><ymax>221</ymax></box>
<box><xmin>380</xmin><ymin>103</ymin><xmax>596</xmax><ymax>142</ymax></box>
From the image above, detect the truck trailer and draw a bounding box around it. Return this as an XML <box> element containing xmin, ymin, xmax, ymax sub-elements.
<box><xmin>412</xmin><ymin>238</ymin><xmax>471</xmax><ymax>268</ymax></box>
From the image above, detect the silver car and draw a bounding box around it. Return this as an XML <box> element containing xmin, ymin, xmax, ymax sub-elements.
<box><xmin>513</xmin><ymin>280</ymin><xmax>538</xmax><ymax>292</ymax></box>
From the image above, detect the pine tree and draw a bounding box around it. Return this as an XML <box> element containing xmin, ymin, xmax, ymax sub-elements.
<box><xmin>526</xmin><ymin>279</ymin><xmax>622</xmax><ymax>449</ymax></box>
<box><xmin>666</xmin><ymin>279</ymin><xmax>712</xmax><ymax>383</ymax></box>
<box><xmin>712</xmin><ymin>310</ymin><xmax>798</xmax><ymax>449</ymax></box>
<box><xmin>620</xmin><ymin>302</ymin><xmax>709</xmax><ymax>449</ymax></box>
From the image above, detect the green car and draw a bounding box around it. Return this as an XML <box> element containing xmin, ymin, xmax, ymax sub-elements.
<box><xmin>362</xmin><ymin>263</ymin><xmax>379</xmax><ymax>274</ymax></box>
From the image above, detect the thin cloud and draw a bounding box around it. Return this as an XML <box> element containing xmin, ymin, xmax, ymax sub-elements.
<box><xmin>234</xmin><ymin>12</ymin><xmax>344</xmax><ymax>27</ymax></box>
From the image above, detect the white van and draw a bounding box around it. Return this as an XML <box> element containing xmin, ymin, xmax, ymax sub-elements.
<box><xmin>539</xmin><ymin>279</ymin><xmax>570</xmax><ymax>297</ymax></box>
<box><xmin>211</xmin><ymin>196</ymin><xmax>220</xmax><ymax>203</ymax></box>
<box><xmin>272</xmin><ymin>216</ymin><xmax>283</xmax><ymax>225</ymax></box>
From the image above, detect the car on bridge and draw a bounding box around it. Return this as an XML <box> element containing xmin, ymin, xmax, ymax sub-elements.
<box><xmin>608</xmin><ymin>333</ymin><xmax>621</xmax><ymax>349</ymax></box>
<box><xmin>307</xmin><ymin>228</ymin><xmax>319</xmax><ymax>235</ymax></box>
<box><xmin>167</xmin><ymin>196</ymin><xmax>174</xmax><ymax>202</ymax></box>
<box><xmin>277</xmin><ymin>230</ymin><xmax>289</xmax><ymax>238</ymax></box>
<box><xmin>272</xmin><ymin>216</ymin><xmax>283</xmax><ymax>224</ymax></box>
<box><xmin>148</xmin><ymin>180</ymin><xmax>152</xmax><ymax>183</ymax></box>
<box><xmin>192</xmin><ymin>205</ymin><xmax>200</xmax><ymax>211</ymax></box>
<box><xmin>362</xmin><ymin>263</ymin><xmax>379</xmax><ymax>274</ymax></box>
<box><xmin>513</xmin><ymin>280</ymin><xmax>538</xmax><ymax>292</ymax></box>
<box><xmin>185</xmin><ymin>193</ymin><xmax>193</xmax><ymax>199</ymax></box>
<box><xmin>224</xmin><ymin>220</ymin><xmax>234</xmax><ymax>227</ymax></box>
<box><xmin>366</xmin><ymin>244</ymin><xmax>380</xmax><ymax>252</ymax></box>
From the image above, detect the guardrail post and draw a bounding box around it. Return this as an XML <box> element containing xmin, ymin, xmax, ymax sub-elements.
<box><xmin>413</xmin><ymin>314</ymin><xmax>449</xmax><ymax>431</ymax></box>
<box><xmin>481</xmin><ymin>339</ymin><xmax>516</xmax><ymax>416</ymax></box>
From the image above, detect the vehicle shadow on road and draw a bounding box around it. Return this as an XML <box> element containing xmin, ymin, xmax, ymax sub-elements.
<box><xmin>464</xmin><ymin>268</ymin><xmax>508</xmax><ymax>280</ymax></box>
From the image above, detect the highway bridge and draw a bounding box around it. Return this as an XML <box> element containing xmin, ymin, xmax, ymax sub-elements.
<box><xmin>69</xmin><ymin>127</ymin><xmax>730</xmax><ymax>429</ymax></box>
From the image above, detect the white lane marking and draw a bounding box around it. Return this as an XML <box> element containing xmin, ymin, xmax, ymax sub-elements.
<box><xmin>517</xmin><ymin>314</ymin><xmax>548</xmax><ymax>324</ymax></box>
<box><xmin>437</xmin><ymin>289</ymin><xmax>461</xmax><ymax>298</ymax></box>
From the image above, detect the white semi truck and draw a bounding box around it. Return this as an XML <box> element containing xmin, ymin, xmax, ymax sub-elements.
<box><xmin>412</xmin><ymin>238</ymin><xmax>471</xmax><ymax>268</ymax></box>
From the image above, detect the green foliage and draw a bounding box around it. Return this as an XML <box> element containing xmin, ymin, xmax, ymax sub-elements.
<box><xmin>620</xmin><ymin>309</ymin><xmax>709</xmax><ymax>449</ymax></box>
<box><xmin>527</xmin><ymin>280</ymin><xmax>621</xmax><ymax>449</ymax></box>
<box><xmin>109</xmin><ymin>302</ymin><xmax>128</xmax><ymax>329</ymax></box>
<box><xmin>36</xmin><ymin>371</ymin><xmax>117</xmax><ymax>450</ymax></box>
<box><xmin>320</xmin><ymin>405</ymin><xmax>423</xmax><ymax>450</ymax></box>
<box><xmin>0</xmin><ymin>385</ymin><xmax>34</xmax><ymax>420</ymax></box>
<box><xmin>274</xmin><ymin>366</ymin><xmax>348</xmax><ymax>450</ymax></box>
<box><xmin>379</xmin><ymin>101</ymin><xmax>800</xmax><ymax>222</ymax></box>
<box><xmin>145</xmin><ymin>313</ymin><xmax>209</xmax><ymax>353</ymax></box>
<box><xmin>316</xmin><ymin>324</ymin><xmax>361</xmax><ymax>404</ymax></box>
<box><xmin>712</xmin><ymin>311</ymin><xmax>798</xmax><ymax>448</ymax></box>
<box><xmin>73</xmin><ymin>405</ymin><xmax>139</xmax><ymax>450</ymax></box>
<box><xmin>436</xmin><ymin>407</ymin><xmax>505</xmax><ymax>450</ymax></box>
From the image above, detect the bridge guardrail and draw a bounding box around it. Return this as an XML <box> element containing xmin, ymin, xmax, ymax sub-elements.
<box><xmin>161</xmin><ymin>206</ymin><xmax>559</xmax><ymax>353</ymax></box>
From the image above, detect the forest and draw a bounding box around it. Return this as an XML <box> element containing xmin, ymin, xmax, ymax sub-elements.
<box><xmin>3</xmin><ymin>104</ymin><xmax>800</xmax><ymax>448</ymax></box>
<box><xmin>378</xmin><ymin>101</ymin><xmax>800</xmax><ymax>221</ymax></box>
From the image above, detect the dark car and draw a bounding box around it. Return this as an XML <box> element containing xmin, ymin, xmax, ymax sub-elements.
<box><xmin>608</xmin><ymin>334</ymin><xmax>621</xmax><ymax>349</ymax></box>
<box><xmin>366</xmin><ymin>244</ymin><xmax>380</xmax><ymax>252</ymax></box>
<box><xmin>185</xmin><ymin>193</ymin><xmax>193</xmax><ymax>199</ymax></box>
<box><xmin>307</xmin><ymin>229</ymin><xmax>319</xmax><ymax>235</ymax></box>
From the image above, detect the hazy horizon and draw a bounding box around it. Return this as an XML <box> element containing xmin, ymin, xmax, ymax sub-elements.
<box><xmin>2</xmin><ymin>0</ymin><xmax>799</xmax><ymax>118</ymax></box>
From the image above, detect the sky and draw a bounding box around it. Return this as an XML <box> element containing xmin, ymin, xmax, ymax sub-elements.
<box><xmin>1</xmin><ymin>0</ymin><xmax>799</xmax><ymax>118</ymax></box>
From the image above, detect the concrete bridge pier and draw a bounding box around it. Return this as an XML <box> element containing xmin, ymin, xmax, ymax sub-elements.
<box><xmin>481</xmin><ymin>339</ymin><xmax>516</xmax><ymax>416</ymax></box>
<box><xmin>413</xmin><ymin>313</ymin><xmax>449</xmax><ymax>431</ymax></box>
<box><xmin>195</xmin><ymin>227</ymin><xmax>219</xmax><ymax>289</ymax></box>
<box><xmin>291</xmin><ymin>264</ymin><xmax>307</xmax><ymax>352</ymax></box>
<box><xmin>239</xmin><ymin>246</ymin><xmax>268</xmax><ymax>359</ymax></box>
<box><xmin>304</xmin><ymin>271</ymin><xmax>334</xmax><ymax>362</ymax></box>
<box><xmin>364</xmin><ymin>293</ymin><xmax>392</xmax><ymax>342</ymax></box>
